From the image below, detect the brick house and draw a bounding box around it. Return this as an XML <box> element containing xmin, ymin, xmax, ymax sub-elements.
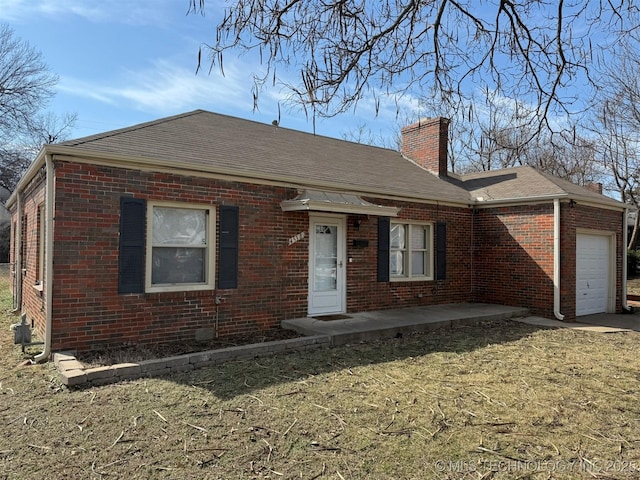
<box><xmin>7</xmin><ymin>110</ymin><xmax>629</xmax><ymax>359</ymax></box>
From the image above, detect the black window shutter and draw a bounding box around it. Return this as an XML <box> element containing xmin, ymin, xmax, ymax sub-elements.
<box><xmin>377</xmin><ymin>217</ymin><xmax>390</xmax><ymax>282</ymax></box>
<box><xmin>218</xmin><ymin>205</ymin><xmax>239</xmax><ymax>289</ymax></box>
<box><xmin>436</xmin><ymin>222</ymin><xmax>446</xmax><ymax>280</ymax></box>
<box><xmin>118</xmin><ymin>197</ymin><xmax>146</xmax><ymax>294</ymax></box>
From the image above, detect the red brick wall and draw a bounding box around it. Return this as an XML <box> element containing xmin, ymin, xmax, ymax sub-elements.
<box><xmin>347</xmin><ymin>201</ymin><xmax>473</xmax><ymax>310</ymax></box>
<box><xmin>49</xmin><ymin>161</ymin><xmax>309</xmax><ymax>352</ymax></box>
<box><xmin>558</xmin><ymin>203</ymin><xmax>624</xmax><ymax>319</ymax></box>
<box><xmin>15</xmin><ymin>158</ymin><xmax>624</xmax><ymax>352</ymax></box>
<box><xmin>400</xmin><ymin>118</ymin><xmax>449</xmax><ymax>176</ymax></box>
<box><xmin>472</xmin><ymin>204</ymin><xmax>556</xmax><ymax>317</ymax></box>
<box><xmin>473</xmin><ymin>202</ymin><xmax>624</xmax><ymax>320</ymax></box>
<box><xmin>10</xmin><ymin>170</ymin><xmax>47</xmax><ymax>337</ymax></box>
<box><xmin>46</xmin><ymin>160</ymin><xmax>475</xmax><ymax>352</ymax></box>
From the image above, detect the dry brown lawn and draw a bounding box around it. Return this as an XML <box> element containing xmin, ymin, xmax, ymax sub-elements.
<box><xmin>1</xmin><ymin>266</ymin><xmax>640</xmax><ymax>479</ymax></box>
<box><xmin>628</xmin><ymin>275</ymin><xmax>640</xmax><ymax>296</ymax></box>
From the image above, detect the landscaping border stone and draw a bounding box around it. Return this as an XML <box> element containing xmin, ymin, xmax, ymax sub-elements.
<box><xmin>54</xmin><ymin>334</ymin><xmax>331</xmax><ymax>387</ymax></box>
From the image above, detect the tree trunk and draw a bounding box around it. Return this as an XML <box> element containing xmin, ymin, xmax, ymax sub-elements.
<box><xmin>628</xmin><ymin>210</ymin><xmax>640</xmax><ymax>250</ymax></box>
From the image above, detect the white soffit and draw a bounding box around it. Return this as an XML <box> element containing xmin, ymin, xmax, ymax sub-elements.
<box><xmin>280</xmin><ymin>189</ymin><xmax>400</xmax><ymax>216</ymax></box>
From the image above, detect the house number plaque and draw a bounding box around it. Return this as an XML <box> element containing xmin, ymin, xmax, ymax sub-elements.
<box><xmin>288</xmin><ymin>232</ymin><xmax>306</xmax><ymax>246</ymax></box>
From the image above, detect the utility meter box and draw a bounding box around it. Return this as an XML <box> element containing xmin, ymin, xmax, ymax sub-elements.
<box><xmin>11</xmin><ymin>314</ymin><xmax>31</xmax><ymax>345</ymax></box>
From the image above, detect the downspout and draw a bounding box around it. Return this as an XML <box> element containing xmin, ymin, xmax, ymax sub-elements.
<box><xmin>553</xmin><ymin>199</ymin><xmax>565</xmax><ymax>320</ymax></box>
<box><xmin>12</xmin><ymin>191</ymin><xmax>23</xmax><ymax>312</ymax></box>
<box><xmin>34</xmin><ymin>155</ymin><xmax>54</xmax><ymax>363</ymax></box>
<box><xmin>622</xmin><ymin>207</ymin><xmax>631</xmax><ymax>312</ymax></box>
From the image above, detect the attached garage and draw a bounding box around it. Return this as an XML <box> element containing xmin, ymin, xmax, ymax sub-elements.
<box><xmin>576</xmin><ymin>233</ymin><xmax>614</xmax><ymax>316</ymax></box>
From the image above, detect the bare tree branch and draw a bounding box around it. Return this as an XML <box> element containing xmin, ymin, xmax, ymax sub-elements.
<box><xmin>0</xmin><ymin>23</ymin><xmax>57</xmax><ymax>133</ymax></box>
<box><xmin>0</xmin><ymin>23</ymin><xmax>76</xmax><ymax>192</ymax></box>
<box><xmin>191</xmin><ymin>0</ymin><xmax>632</xmax><ymax>135</ymax></box>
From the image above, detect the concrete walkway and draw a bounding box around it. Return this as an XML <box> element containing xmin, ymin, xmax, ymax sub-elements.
<box><xmin>514</xmin><ymin>315</ymin><xmax>639</xmax><ymax>333</ymax></box>
<box><xmin>282</xmin><ymin>302</ymin><xmax>640</xmax><ymax>344</ymax></box>
<box><xmin>282</xmin><ymin>303</ymin><xmax>529</xmax><ymax>345</ymax></box>
<box><xmin>539</xmin><ymin>309</ymin><xmax>640</xmax><ymax>332</ymax></box>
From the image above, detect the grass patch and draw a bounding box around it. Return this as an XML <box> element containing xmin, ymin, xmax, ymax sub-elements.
<box><xmin>628</xmin><ymin>275</ymin><xmax>640</xmax><ymax>296</ymax></box>
<box><xmin>1</xmin><ymin>266</ymin><xmax>640</xmax><ymax>478</ymax></box>
<box><xmin>0</xmin><ymin>263</ymin><xmax>13</xmax><ymax>312</ymax></box>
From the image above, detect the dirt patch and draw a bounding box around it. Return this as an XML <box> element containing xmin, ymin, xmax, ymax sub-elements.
<box><xmin>76</xmin><ymin>328</ymin><xmax>303</xmax><ymax>367</ymax></box>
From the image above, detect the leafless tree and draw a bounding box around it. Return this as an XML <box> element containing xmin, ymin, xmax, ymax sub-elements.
<box><xmin>0</xmin><ymin>23</ymin><xmax>57</xmax><ymax>133</ymax></box>
<box><xmin>0</xmin><ymin>24</ymin><xmax>75</xmax><ymax>192</ymax></box>
<box><xmin>191</xmin><ymin>0</ymin><xmax>639</xmax><ymax>206</ymax></box>
<box><xmin>597</xmin><ymin>113</ymin><xmax>640</xmax><ymax>248</ymax></box>
<box><xmin>340</xmin><ymin>123</ymin><xmax>399</xmax><ymax>150</ymax></box>
<box><xmin>416</xmin><ymin>88</ymin><xmax>603</xmax><ymax>183</ymax></box>
<box><xmin>0</xmin><ymin>112</ymin><xmax>77</xmax><ymax>192</ymax></box>
<box><xmin>190</xmin><ymin>0</ymin><xmax>636</xmax><ymax>139</ymax></box>
<box><xmin>585</xmin><ymin>32</ymin><xmax>640</xmax><ymax>248</ymax></box>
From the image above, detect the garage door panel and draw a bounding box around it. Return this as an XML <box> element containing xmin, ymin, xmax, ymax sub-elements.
<box><xmin>576</xmin><ymin>234</ymin><xmax>610</xmax><ymax>316</ymax></box>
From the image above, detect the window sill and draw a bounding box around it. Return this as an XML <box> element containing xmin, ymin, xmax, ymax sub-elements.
<box><xmin>145</xmin><ymin>284</ymin><xmax>216</xmax><ymax>294</ymax></box>
<box><xmin>390</xmin><ymin>276</ymin><xmax>434</xmax><ymax>283</ymax></box>
<box><xmin>33</xmin><ymin>282</ymin><xmax>44</xmax><ymax>292</ymax></box>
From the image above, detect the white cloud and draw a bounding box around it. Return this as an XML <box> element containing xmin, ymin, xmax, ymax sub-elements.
<box><xmin>58</xmin><ymin>58</ymin><xmax>255</xmax><ymax>115</ymax></box>
<box><xmin>0</xmin><ymin>0</ymin><xmax>175</xmax><ymax>26</ymax></box>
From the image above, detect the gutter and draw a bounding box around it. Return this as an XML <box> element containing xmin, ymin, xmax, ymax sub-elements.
<box><xmin>12</xmin><ymin>191</ymin><xmax>23</xmax><ymax>311</ymax></box>
<box><xmin>33</xmin><ymin>154</ymin><xmax>54</xmax><ymax>363</ymax></box>
<box><xmin>553</xmin><ymin>199</ymin><xmax>565</xmax><ymax>320</ymax></box>
<box><xmin>622</xmin><ymin>207</ymin><xmax>631</xmax><ymax>312</ymax></box>
<box><xmin>472</xmin><ymin>193</ymin><xmax>625</xmax><ymax>212</ymax></box>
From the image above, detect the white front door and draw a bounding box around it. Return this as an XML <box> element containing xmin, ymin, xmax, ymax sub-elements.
<box><xmin>308</xmin><ymin>215</ymin><xmax>346</xmax><ymax>315</ymax></box>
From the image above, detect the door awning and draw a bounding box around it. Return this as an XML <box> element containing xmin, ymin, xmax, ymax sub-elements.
<box><xmin>280</xmin><ymin>189</ymin><xmax>400</xmax><ymax>216</ymax></box>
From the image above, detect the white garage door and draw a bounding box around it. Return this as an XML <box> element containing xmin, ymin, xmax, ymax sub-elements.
<box><xmin>576</xmin><ymin>234</ymin><xmax>610</xmax><ymax>316</ymax></box>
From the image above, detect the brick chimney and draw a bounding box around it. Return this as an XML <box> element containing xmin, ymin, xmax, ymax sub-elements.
<box><xmin>401</xmin><ymin>117</ymin><xmax>450</xmax><ymax>177</ymax></box>
<box><xmin>584</xmin><ymin>182</ymin><xmax>603</xmax><ymax>195</ymax></box>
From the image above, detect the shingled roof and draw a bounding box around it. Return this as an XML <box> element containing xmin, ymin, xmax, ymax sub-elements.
<box><xmin>450</xmin><ymin>166</ymin><xmax>623</xmax><ymax>208</ymax></box>
<box><xmin>52</xmin><ymin>109</ymin><xmax>623</xmax><ymax>209</ymax></box>
<box><xmin>56</xmin><ymin>110</ymin><xmax>471</xmax><ymax>204</ymax></box>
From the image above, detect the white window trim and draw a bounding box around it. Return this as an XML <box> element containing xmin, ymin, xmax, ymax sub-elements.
<box><xmin>145</xmin><ymin>201</ymin><xmax>216</xmax><ymax>293</ymax></box>
<box><xmin>390</xmin><ymin>221</ymin><xmax>434</xmax><ymax>281</ymax></box>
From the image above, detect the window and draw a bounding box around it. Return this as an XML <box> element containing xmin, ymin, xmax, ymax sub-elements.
<box><xmin>36</xmin><ymin>204</ymin><xmax>45</xmax><ymax>285</ymax></box>
<box><xmin>146</xmin><ymin>202</ymin><xmax>216</xmax><ymax>292</ymax></box>
<box><xmin>20</xmin><ymin>214</ymin><xmax>27</xmax><ymax>272</ymax></box>
<box><xmin>390</xmin><ymin>222</ymin><xmax>433</xmax><ymax>280</ymax></box>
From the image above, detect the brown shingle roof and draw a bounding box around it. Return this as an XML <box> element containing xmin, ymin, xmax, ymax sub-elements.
<box><xmin>56</xmin><ymin>110</ymin><xmax>624</xmax><ymax>209</ymax></box>
<box><xmin>449</xmin><ymin>166</ymin><xmax>623</xmax><ymax>208</ymax></box>
<box><xmin>57</xmin><ymin>110</ymin><xmax>471</xmax><ymax>204</ymax></box>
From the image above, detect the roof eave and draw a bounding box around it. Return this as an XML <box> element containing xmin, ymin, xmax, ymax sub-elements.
<box><xmin>31</xmin><ymin>145</ymin><xmax>472</xmax><ymax>207</ymax></box>
<box><xmin>472</xmin><ymin>193</ymin><xmax>626</xmax><ymax>211</ymax></box>
<box><xmin>280</xmin><ymin>199</ymin><xmax>400</xmax><ymax>217</ymax></box>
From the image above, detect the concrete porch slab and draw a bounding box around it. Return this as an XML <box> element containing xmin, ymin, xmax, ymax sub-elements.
<box><xmin>282</xmin><ymin>302</ymin><xmax>529</xmax><ymax>345</ymax></box>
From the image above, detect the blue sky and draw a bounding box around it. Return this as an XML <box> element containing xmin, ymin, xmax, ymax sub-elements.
<box><xmin>1</xmin><ymin>0</ymin><xmax>410</xmax><ymax>144</ymax></box>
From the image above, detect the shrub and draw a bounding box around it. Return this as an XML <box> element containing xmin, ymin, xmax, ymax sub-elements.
<box><xmin>0</xmin><ymin>223</ymin><xmax>10</xmax><ymax>263</ymax></box>
<box><xmin>628</xmin><ymin>249</ymin><xmax>640</xmax><ymax>277</ymax></box>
